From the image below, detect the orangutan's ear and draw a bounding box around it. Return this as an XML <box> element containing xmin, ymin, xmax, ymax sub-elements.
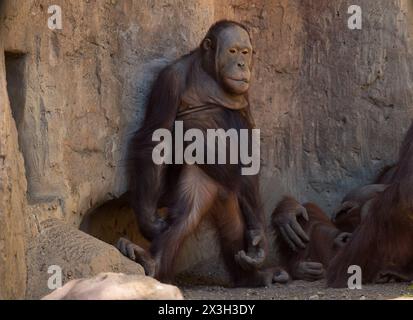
<box><xmin>202</xmin><ymin>38</ymin><xmax>212</xmax><ymax>51</ymax></box>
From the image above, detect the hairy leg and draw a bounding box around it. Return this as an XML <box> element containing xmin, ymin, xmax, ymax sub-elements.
<box><xmin>151</xmin><ymin>165</ymin><xmax>218</xmax><ymax>283</ymax></box>
<box><xmin>212</xmin><ymin>193</ymin><xmax>273</xmax><ymax>287</ymax></box>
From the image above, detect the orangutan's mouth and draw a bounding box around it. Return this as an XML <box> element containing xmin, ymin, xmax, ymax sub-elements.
<box><xmin>227</xmin><ymin>77</ymin><xmax>249</xmax><ymax>84</ymax></box>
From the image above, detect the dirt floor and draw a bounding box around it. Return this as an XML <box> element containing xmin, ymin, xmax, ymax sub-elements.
<box><xmin>182</xmin><ymin>280</ymin><xmax>413</xmax><ymax>300</ymax></box>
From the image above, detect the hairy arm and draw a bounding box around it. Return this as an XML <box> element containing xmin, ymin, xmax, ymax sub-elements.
<box><xmin>234</xmin><ymin>174</ymin><xmax>268</xmax><ymax>269</ymax></box>
<box><xmin>128</xmin><ymin>65</ymin><xmax>184</xmax><ymax>241</ymax></box>
<box><xmin>271</xmin><ymin>196</ymin><xmax>310</xmax><ymax>251</ymax></box>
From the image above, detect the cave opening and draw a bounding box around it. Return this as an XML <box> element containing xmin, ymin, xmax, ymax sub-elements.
<box><xmin>79</xmin><ymin>195</ymin><xmax>150</xmax><ymax>250</ymax></box>
<box><xmin>79</xmin><ymin>196</ymin><xmax>225</xmax><ymax>285</ymax></box>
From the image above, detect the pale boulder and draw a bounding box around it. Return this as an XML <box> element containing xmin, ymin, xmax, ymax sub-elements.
<box><xmin>42</xmin><ymin>273</ymin><xmax>183</xmax><ymax>300</ymax></box>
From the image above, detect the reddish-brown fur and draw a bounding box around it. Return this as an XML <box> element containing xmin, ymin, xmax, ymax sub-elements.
<box><xmin>333</xmin><ymin>166</ymin><xmax>396</xmax><ymax>233</ymax></box>
<box><xmin>333</xmin><ymin>208</ymin><xmax>361</xmax><ymax>233</ymax></box>
<box><xmin>333</xmin><ymin>184</ymin><xmax>388</xmax><ymax>233</ymax></box>
<box><xmin>124</xmin><ymin>21</ymin><xmax>269</xmax><ymax>286</ymax></box>
<box><xmin>327</xmin><ymin>123</ymin><xmax>413</xmax><ymax>287</ymax></box>
<box><xmin>272</xmin><ymin>197</ymin><xmax>346</xmax><ymax>280</ymax></box>
<box><xmin>273</xmin><ymin>127</ymin><xmax>413</xmax><ymax>286</ymax></box>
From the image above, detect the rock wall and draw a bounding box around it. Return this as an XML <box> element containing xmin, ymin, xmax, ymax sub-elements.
<box><xmin>1</xmin><ymin>0</ymin><xmax>216</xmax><ymax>227</ymax></box>
<box><xmin>215</xmin><ymin>0</ymin><xmax>413</xmax><ymax>214</ymax></box>
<box><xmin>1</xmin><ymin>0</ymin><xmax>413</xmax><ymax>297</ymax></box>
<box><xmin>0</xmin><ymin>33</ymin><xmax>28</xmax><ymax>300</ymax></box>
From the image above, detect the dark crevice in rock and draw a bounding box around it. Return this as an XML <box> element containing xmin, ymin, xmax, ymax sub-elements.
<box><xmin>5</xmin><ymin>51</ymin><xmax>27</xmax><ymax>131</ymax></box>
<box><xmin>4</xmin><ymin>51</ymin><xmax>34</xmax><ymax>199</ymax></box>
<box><xmin>79</xmin><ymin>193</ymin><xmax>150</xmax><ymax>249</ymax></box>
<box><xmin>5</xmin><ymin>51</ymin><xmax>56</xmax><ymax>204</ymax></box>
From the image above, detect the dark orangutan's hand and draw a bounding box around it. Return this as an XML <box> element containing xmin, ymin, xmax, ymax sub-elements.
<box><xmin>294</xmin><ymin>261</ymin><xmax>325</xmax><ymax>281</ymax></box>
<box><xmin>235</xmin><ymin>229</ymin><xmax>266</xmax><ymax>271</ymax></box>
<box><xmin>273</xmin><ymin>200</ymin><xmax>310</xmax><ymax>251</ymax></box>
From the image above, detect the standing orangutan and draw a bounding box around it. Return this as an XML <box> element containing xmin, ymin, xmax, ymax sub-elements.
<box><xmin>116</xmin><ymin>20</ymin><xmax>282</xmax><ymax>287</ymax></box>
<box><xmin>272</xmin><ymin>123</ymin><xmax>413</xmax><ymax>287</ymax></box>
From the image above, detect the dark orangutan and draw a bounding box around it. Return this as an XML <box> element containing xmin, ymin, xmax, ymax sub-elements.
<box><xmin>272</xmin><ymin>197</ymin><xmax>351</xmax><ymax>281</ymax></box>
<box><xmin>117</xmin><ymin>20</ymin><xmax>281</xmax><ymax>286</ymax></box>
<box><xmin>327</xmin><ymin>123</ymin><xmax>413</xmax><ymax>287</ymax></box>
<box><xmin>272</xmin><ymin>123</ymin><xmax>413</xmax><ymax>286</ymax></box>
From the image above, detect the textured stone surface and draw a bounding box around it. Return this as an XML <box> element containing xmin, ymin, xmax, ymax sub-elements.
<box><xmin>1</xmin><ymin>0</ymin><xmax>216</xmax><ymax>227</ymax></box>
<box><xmin>27</xmin><ymin>219</ymin><xmax>144</xmax><ymax>299</ymax></box>
<box><xmin>0</xmin><ymin>35</ymin><xmax>28</xmax><ymax>300</ymax></box>
<box><xmin>217</xmin><ymin>0</ymin><xmax>413</xmax><ymax>215</ymax></box>
<box><xmin>1</xmin><ymin>0</ymin><xmax>413</xmax><ymax>297</ymax></box>
<box><xmin>42</xmin><ymin>272</ymin><xmax>183</xmax><ymax>300</ymax></box>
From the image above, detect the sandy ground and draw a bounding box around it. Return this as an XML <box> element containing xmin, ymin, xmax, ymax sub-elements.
<box><xmin>182</xmin><ymin>280</ymin><xmax>413</xmax><ymax>300</ymax></box>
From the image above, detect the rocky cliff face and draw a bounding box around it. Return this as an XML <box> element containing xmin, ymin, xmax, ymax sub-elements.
<box><xmin>0</xmin><ymin>38</ymin><xmax>28</xmax><ymax>300</ymax></box>
<box><xmin>1</xmin><ymin>0</ymin><xmax>413</xmax><ymax>298</ymax></box>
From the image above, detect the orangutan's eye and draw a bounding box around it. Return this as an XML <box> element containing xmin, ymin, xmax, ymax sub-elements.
<box><xmin>229</xmin><ymin>48</ymin><xmax>237</xmax><ymax>54</ymax></box>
